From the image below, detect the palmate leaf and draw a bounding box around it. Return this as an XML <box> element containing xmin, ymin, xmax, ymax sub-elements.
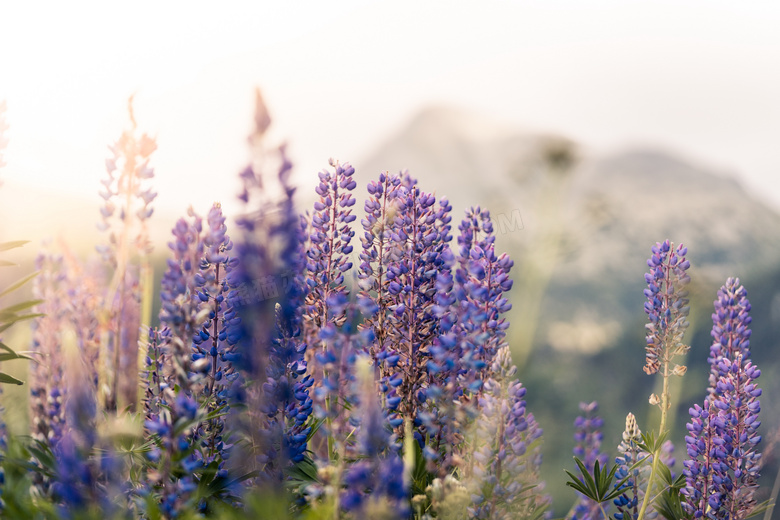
<box><xmin>655</xmin><ymin>462</ymin><xmax>690</xmax><ymax>520</ymax></box>
<box><xmin>565</xmin><ymin>457</ymin><xmax>626</xmax><ymax>503</ymax></box>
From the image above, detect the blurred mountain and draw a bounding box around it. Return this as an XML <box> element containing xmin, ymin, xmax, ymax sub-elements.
<box><xmin>356</xmin><ymin>106</ymin><xmax>780</xmax><ymax>516</ymax></box>
<box><xmin>356</xmin><ymin>105</ymin><xmax>780</xmax><ymax>354</ymax></box>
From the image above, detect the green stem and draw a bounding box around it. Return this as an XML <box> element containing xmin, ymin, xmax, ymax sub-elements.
<box><xmin>638</xmin><ymin>358</ymin><xmax>670</xmax><ymax>520</ymax></box>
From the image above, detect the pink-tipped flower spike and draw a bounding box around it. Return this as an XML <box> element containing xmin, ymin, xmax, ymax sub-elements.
<box><xmin>643</xmin><ymin>240</ymin><xmax>691</xmax><ymax>377</ymax></box>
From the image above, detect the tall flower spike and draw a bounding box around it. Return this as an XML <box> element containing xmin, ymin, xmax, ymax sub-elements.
<box><xmin>98</xmin><ymin>98</ymin><xmax>158</xmax><ymax>411</ymax></box>
<box><xmin>191</xmin><ymin>203</ymin><xmax>240</xmax><ymax>468</ymax></box>
<box><xmin>469</xmin><ymin>347</ymin><xmax>548</xmax><ymax>520</ymax></box>
<box><xmin>643</xmin><ymin>240</ymin><xmax>691</xmax><ymax>377</ymax></box>
<box><xmin>30</xmin><ymin>250</ymin><xmax>68</xmax><ymax>450</ymax></box>
<box><xmin>381</xmin><ymin>182</ymin><xmax>452</xmax><ymax>439</ymax></box>
<box><xmin>681</xmin><ymin>278</ymin><xmax>763</xmax><ymax>520</ymax></box>
<box><xmin>159</xmin><ymin>210</ymin><xmax>205</xmax><ymax>393</ymax></box>
<box><xmin>227</xmin><ymin>141</ymin><xmax>309</xmax><ymax>480</ymax></box>
<box><xmin>713</xmin><ymin>353</ymin><xmax>762</xmax><ymax>518</ymax></box>
<box><xmin>682</xmin><ymin>399</ymin><xmax>729</xmax><ymax>519</ymax></box>
<box><xmin>357</xmin><ymin>172</ymin><xmax>402</xmax><ymax>369</ymax></box>
<box><xmin>612</xmin><ymin>413</ymin><xmax>653</xmax><ymax>520</ymax></box>
<box><xmin>707</xmin><ymin>277</ymin><xmax>752</xmax><ymax>395</ymax></box>
<box><xmin>303</xmin><ymin>159</ymin><xmax>356</xmax><ymax>358</ymax></box>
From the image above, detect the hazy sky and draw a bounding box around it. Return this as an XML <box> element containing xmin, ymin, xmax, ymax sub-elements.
<box><xmin>2</xmin><ymin>0</ymin><xmax>780</xmax><ymax>240</ymax></box>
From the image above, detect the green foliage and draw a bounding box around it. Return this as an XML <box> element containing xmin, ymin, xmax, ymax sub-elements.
<box><xmin>0</xmin><ymin>239</ymin><xmax>38</xmax><ymax>385</ymax></box>
<box><xmin>654</xmin><ymin>462</ymin><xmax>689</xmax><ymax>520</ymax></box>
<box><xmin>564</xmin><ymin>457</ymin><xmax>625</xmax><ymax>504</ymax></box>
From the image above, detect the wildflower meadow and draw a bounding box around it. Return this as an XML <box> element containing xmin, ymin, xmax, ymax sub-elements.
<box><xmin>0</xmin><ymin>96</ymin><xmax>772</xmax><ymax>520</ymax></box>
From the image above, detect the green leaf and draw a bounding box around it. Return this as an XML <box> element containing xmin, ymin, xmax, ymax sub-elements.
<box><xmin>0</xmin><ymin>240</ymin><xmax>29</xmax><ymax>252</ymax></box>
<box><xmin>0</xmin><ymin>313</ymin><xmax>43</xmax><ymax>333</ymax></box>
<box><xmin>0</xmin><ymin>371</ymin><xmax>23</xmax><ymax>385</ymax></box>
<box><xmin>0</xmin><ymin>342</ymin><xmax>34</xmax><ymax>362</ymax></box>
<box><xmin>0</xmin><ymin>271</ymin><xmax>38</xmax><ymax>298</ymax></box>
<box><xmin>565</xmin><ymin>457</ymin><xmax>625</xmax><ymax>504</ymax></box>
<box><xmin>0</xmin><ymin>299</ymin><xmax>43</xmax><ymax>318</ymax></box>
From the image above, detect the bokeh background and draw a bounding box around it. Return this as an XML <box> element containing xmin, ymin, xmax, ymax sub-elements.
<box><xmin>2</xmin><ymin>1</ymin><xmax>780</xmax><ymax>517</ymax></box>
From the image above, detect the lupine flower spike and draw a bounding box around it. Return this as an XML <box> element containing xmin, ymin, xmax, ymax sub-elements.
<box><xmin>469</xmin><ymin>347</ymin><xmax>549</xmax><ymax>519</ymax></box>
<box><xmin>98</xmin><ymin>98</ymin><xmax>158</xmax><ymax>411</ymax></box>
<box><xmin>684</xmin><ymin>278</ymin><xmax>762</xmax><ymax>520</ymax></box>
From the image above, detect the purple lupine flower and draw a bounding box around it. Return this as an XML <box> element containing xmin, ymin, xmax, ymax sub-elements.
<box><xmin>97</xmin><ymin>103</ymin><xmax>158</xmax><ymax>411</ymax></box>
<box><xmin>707</xmin><ymin>277</ymin><xmax>752</xmax><ymax>395</ymax></box>
<box><xmin>190</xmin><ymin>203</ymin><xmax>240</xmax><ymax>467</ymax></box>
<box><xmin>423</xmin><ymin>207</ymin><xmax>513</xmax><ymax>474</ymax></box>
<box><xmin>257</xmin><ymin>303</ymin><xmax>313</xmax><ymax>467</ymax></box>
<box><xmin>681</xmin><ymin>278</ymin><xmax>763</xmax><ymax>519</ymax></box>
<box><xmin>357</xmin><ymin>172</ymin><xmax>403</xmax><ymax>370</ymax></box>
<box><xmin>226</xmin><ymin>141</ymin><xmax>311</xmax><ymax>480</ymax></box>
<box><xmin>682</xmin><ymin>399</ymin><xmax>730</xmax><ymax>518</ymax></box>
<box><xmin>52</xmin><ymin>343</ymin><xmax>124</xmax><ymax>518</ymax></box>
<box><xmin>572</xmin><ymin>401</ymin><xmax>609</xmax><ymax>520</ymax></box>
<box><xmin>30</xmin><ymin>250</ymin><xmax>68</xmax><ymax>450</ymax></box>
<box><xmin>159</xmin><ymin>210</ymin><xmax>205</xmax><ymax>392</ymax></box>
<box><xmin>381</xmin><ymin>182</ymin><xmax>452</xmax><ymax>438</ymax></box>
<box><xmin>457</xmin><ymin>206</ymin><xmax>495</xmax><ymax>259</ymax></box>
<box><xmin>143</xmin><ymin>388</ymin><xmax>202</xmax><ymax>517</ymax></box>
<box><xmin>469</xmin><ymin>347</ymin><xmax>538</xmax><ymax>519</ymax></box>
<box><xmin>311</xmin><ymin>303</ymin><xmax>365</xmax><ymax>455</ymax></box>
<box><xmin>340</xmin><ymin>358</ymin><xmax>408</xmax><ymax>517</ymax></box>
<box><xmin>643</xmin><ymin>240</ymin><xmax>691</xmax><ymax>376</ymax></box>
<box><xmin>713</xmin><ymin>353</ymin><xmax>762</xmax><ymax>519</ymax></box>
<box><xmin>303</xmin><ymin>159</ymin><xmax>356</xmax><ymax>360</ymax></box>
<box><xmin>141</xmin><ymin>327</ymin><xmax>171</xmax><ymax>434</ymax></box>
<box><xmin>452</xmin><ymin>207</ymin><xmax>514</xmax><ymax>392</ymax></box>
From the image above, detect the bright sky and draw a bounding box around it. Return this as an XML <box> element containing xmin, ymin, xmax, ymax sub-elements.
<box><xmin>1</xmin><ymin>1</ymin><xmax>780</xmax><ymax>244</ymax></box>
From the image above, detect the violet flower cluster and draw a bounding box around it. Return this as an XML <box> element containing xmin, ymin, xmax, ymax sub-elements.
<box><xmin>683</xmin><ymin>278</ymin><xmax>762</xmax><ymax>520</ymax></box>
<box><xmin>9</xmin><ymin>96</ymin><xmax>556</xmax><ymax>520</ymax></box>
<box><xmin>643</xmin><ymin>240</ymin><xmax>691</xmax><ymax>377</ymax></box>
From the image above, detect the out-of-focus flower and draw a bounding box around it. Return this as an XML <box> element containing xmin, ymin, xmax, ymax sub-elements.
<box><xmin>98</xmin><ymin>99</ymin><xmax>158</xmax><ymax>411</ymax></box>
<box><xmin>468</xmin><ymin>347</ymin><xmax>549</xmax><ymax>520</ymax></box>
<box><xmin>51</xmin><ymin>331</ymin><xmax>124</xmax><ymax>517</ymax></box>
<box><xmin>340</xmin><ymin>357</ymin><xmax>408</xmax><ymax>516</ymax></box>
